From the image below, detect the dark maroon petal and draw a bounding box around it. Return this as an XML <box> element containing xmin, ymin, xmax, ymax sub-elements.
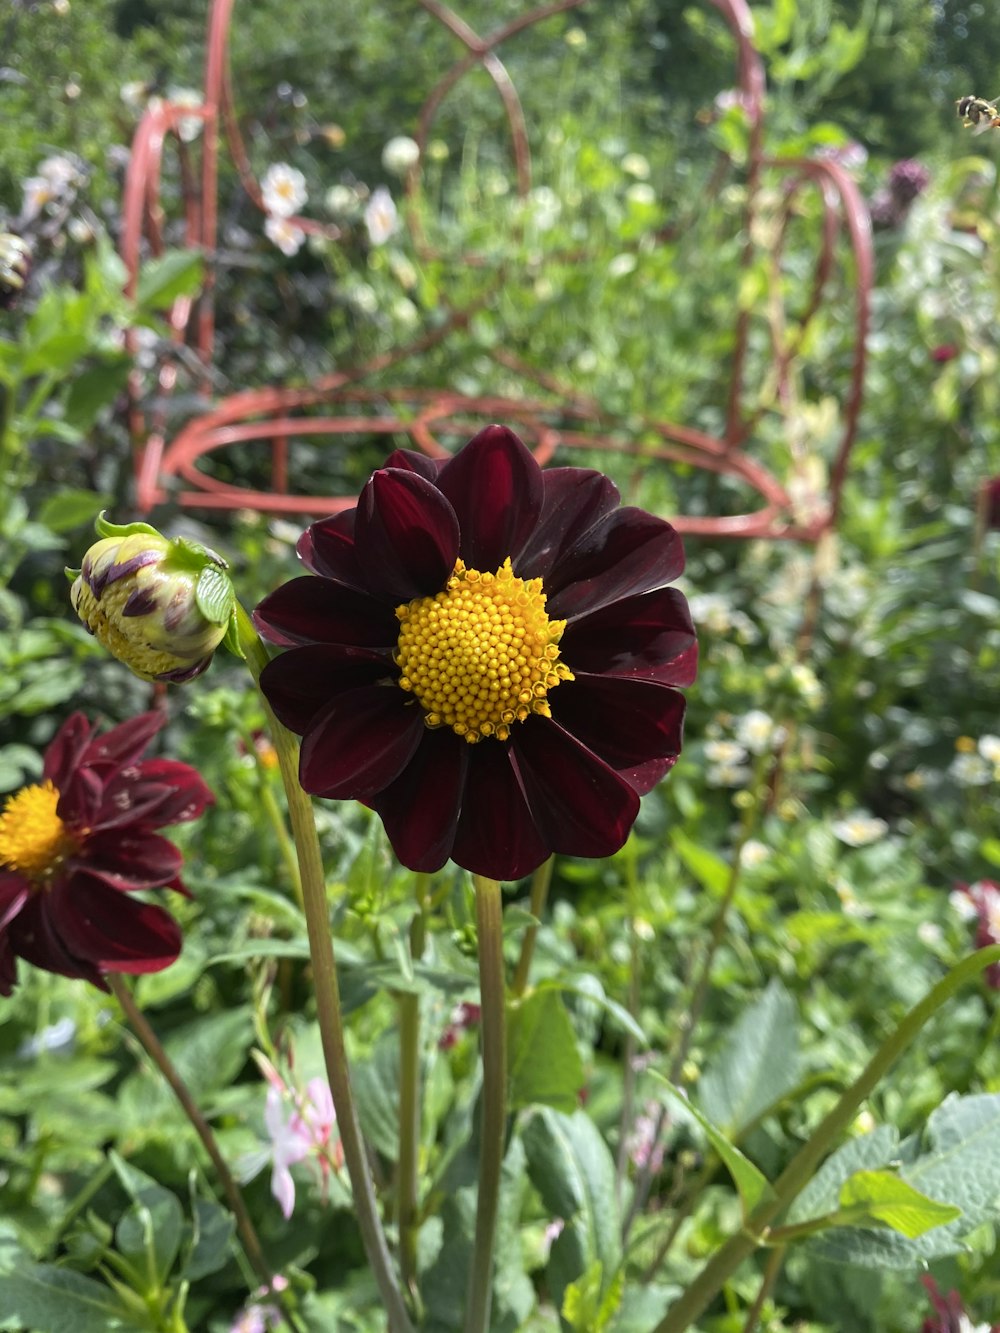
<box><xmin>56</xmin><ymin>766</ymin><xmax>103</xmax><ymax>830</ymax></box>
<box><xmin>450</xmin><ymin>739</ymin><xmax>550</xmax><ymax>881</ymax></box>
<box><xmin>380</xmin><ymin>448</ymin><xmax>445</xmax><ymax>480</ymax></box>
<box><xmin>370</xmin><ymin>728</ymin><xmax>468</xmax><ymax>872</ymax></box>
<box><xmin>435</xmin><ymin>425</ymin><xmax>543</xmax><ymax>570</ymax></box>
<box><xmin>510</xmin><ymin>717</ymin><xmax>640</xmax><ymax>860</ymax></box>
<box><xmin>546</xmin><ymin>509</ymin><xmax>686</xmax><ymax>621</ymax></box>
<box><xmin>299</xmin><ymin>685</ymin><xmax>425</xmax><ymax>799</ymax></box>
<box><xmin>48</xmin><ymin>876</ymin><xmax>181</xmax><ymax>974</ymax></box>
<box><xmin>621</xmin><ymin>756</ymin><xmax>676</xmax><ymax>796</ymax></box>
<box><xmin>561</xmin><ymin>587</ymin><xmax>698</xmax><ymax>685</ymax></box>
<box><xmin>95</xmin><ymin>761</ymin><xmax>214</xmax><ymax>831</ymax></box>
<box><xmin>260</xmin><ymin>645</ymin><xmax>393</xmax><ymax>735</ymax></box>
<box><xmin>42</xmin><ymin>713</ymin><xmax>93</xmax><ymax>788</ymax></box>
<box><xmin>550</xmin><ymin>674</ymin><xmax>685</xmax><ymax>774</ymax></box>
<box><xmin>298</xmin><ymin>509</ymin><xmax>364</xmax><ymax>584</ymax></box>
<box><xmin>254</xmin><ymin>576</ymin><xmax>401</xmax><ymax>648</ymax></box>
<box><xmin>353</xmin><ymin>468</ymin><xmax>460</xmax><ymax>601</ymax></box>
<box><xmin>0</xmin><ymin>874</ymin><xmax>29</xmax><ymax>932</ymax></box>
<box><xmin>515</xmin><ymin>467</ymin><xmax>621</xmax><ymax>581</ymax></box>
<box><xmin>75</xmin><ymin>830</ymin><xmax>183</xmax><ymax>891</ymax></box>
<box><xmin>79</xmin><ymin>711</ymin><xmax>164</xmax><ymax>771</ymax></box>
<box><xmin>8</xmin><ymin>891</ymin><xmax>106</xmax><ymax>989</ymax></box>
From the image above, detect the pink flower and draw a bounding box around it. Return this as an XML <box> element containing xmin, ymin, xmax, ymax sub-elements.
<box><xmin>931</xmin><ymin>344</ymin><xmax>959</xmax><ymax>363</ymax></box>
<box><xmin>950</xmin><ymin>880</ymin><xmax>1000</xmax><ymax>988</ymax></box>
<box><xmin>264</xmin><ymin>1077</ymin><xmax>341</xmax><ymax>1218</ymax></box>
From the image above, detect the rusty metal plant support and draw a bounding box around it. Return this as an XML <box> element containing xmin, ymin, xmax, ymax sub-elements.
<box><xmin>121</xmin><ymin>0</ymin><xmax>873</xmax><ymax>543</ymax></box>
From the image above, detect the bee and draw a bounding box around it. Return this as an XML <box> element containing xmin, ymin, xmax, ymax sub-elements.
<box><xmin>956</xmin><ymin>93</ymin><xmax>1000</xmax><ymax>134</ymax></box>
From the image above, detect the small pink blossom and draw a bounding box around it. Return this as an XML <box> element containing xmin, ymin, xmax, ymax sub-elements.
<box><xmin>264</xmin><ymin>1077</ymin><xmax>341</xmax><ymax>1218</ymax></box>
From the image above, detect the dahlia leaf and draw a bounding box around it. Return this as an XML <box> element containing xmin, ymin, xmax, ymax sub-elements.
<box><xmin>508</xmin><ymin>989</ymin><xmax>585</xmax><ymax>1114</ymax></box>
<box><xmin>836</xmin><ymin>1169</ymin><xmax>961</xmax><ymax>1238</ymax></box>
<box><xmin>697</xmin><ymin>978</ymin><xmax>800</xmax><ymax>1135</ymax></box>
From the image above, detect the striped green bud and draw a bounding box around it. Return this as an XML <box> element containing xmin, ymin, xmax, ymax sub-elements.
<box><xmin>69</xmin><ymin>515</ymin><xmax>236</xmax><ymax>683</ymax></box>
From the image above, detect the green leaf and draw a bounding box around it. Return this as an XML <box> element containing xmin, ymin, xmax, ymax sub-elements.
<box><xmin>562</xmin><ymin>1260</ymin><xmax>624</xmax><ymax>1332</ymax></box>
<box><xmin>786</xmin><ymin>1126</ymin><xmax>900</xmax><ymax>1228</ymax></box>
<box><xmin>137</xmin><ymin>249</ymin><xmax>204</xmax><ymax>310</ymax></box>
<box><xmin>670</xmin><ymin>829</ymin><xmax>731</xmax><ymax>895</ymax></box>
<box><xmin>508</xmin><ymin>989</ymin><xmax>585</xmax><ymax>1113</ymax></box>
<box><xmin>0</xmin><ymin>1263</ymin><xmax>138</xmax><ymax>1332</ymax></box>
<box><xmin>182</xmin><ymin>1198</ymin><xmax>235</xmax><ymax>1282</ymax></box>
<box><xmin>654</xmin><ymin>1075</ymin><xmax>775</xmax><ymax>1216</ymax></box>
<box><xmin>38</xmin><ymin>489</ymin><xmax>111</xmax><ymax>534</ymax></box>
<box><xmin>522</xmin><ymin>1109</ymin><xmax>621</xmax><ymax>1314</ymax></box>
<box><xmin>805</xmin><ymin>1095</ymin><xmax>1000</xmax><ymax>1267</ymax></box>
<box><xmin>352</xmin><ymin>1032</ymin><xmax>400</xmax><ymax>1159</ymax></box>
<box><xmin>195</xmin><ymin>565</ymin><xmax>235</xmax><ymax>625</ymax></box>
<box><xmin>836</xmin><ymin>1169</ymin><xmax>961</xmax><ymax>1239</ymax></box>
<box><xmin>63</xmin><ymin>361</ymin><xmax>131</xmax><ymax>431</ymax></box>
<box><xmin>697</xmin><ymin>978</ymin><xmax>800</xmax><ymax>1134</ymax></box>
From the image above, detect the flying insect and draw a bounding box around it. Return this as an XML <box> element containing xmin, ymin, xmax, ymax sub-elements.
<box><xmin>956</xmin><ymin>94</ymin><xmax>1000</xmax><ymax>134</ymax></box>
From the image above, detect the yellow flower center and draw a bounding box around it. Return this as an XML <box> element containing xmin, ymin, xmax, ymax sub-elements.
<box><xmin>0</xmin><ymin>781</ymin><xmax>78</xmax><ymax>885</ymax></box>
<box><xmin>394</xmin><ymin>557</ymin><xmax>574</xmax><ymax>744</ymax></box>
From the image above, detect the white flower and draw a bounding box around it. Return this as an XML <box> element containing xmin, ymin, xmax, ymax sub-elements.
<box><xmin>364</xmin><ymin>186</ymin><xmax>399</xmax><ymax>246</ymax></box>
<box><xmin>917</xmin><ymin>921</ymin><xmax>943</xmax><ymax>946</ymax></box>
<box><xmin>949</xmin><ymin>889</ymin><xmax>980</xmax><ymax>923</ymax></box>
<box><xmin>168</xmin><ymin>87</ymin><xmax>204</xmax><ymax>143</ymax></box>
<box><xmin>120</xmin><ymin>80</ymin><xmax>149</xmax><ymax>113</ymax></box>
<box><xmin>831</xmin><ymin>813</ymin><xmax>889</xmax><ymax>847</ymax></box>
<box><xmin>788</xmin><ymin>662</ymin><xmax>823</xmax><ymax>708</ymax></box>
<box><xmin>324</xmin><ymin>183</ymin><xmax>360</xmax><ymax>218</ymax></box>
<box><xmin>704</xmin><ymin>739</ymin><xmax>748</xmax><ymax>766</ymax></box>
<box><xmin>38</xmin><ymin>154</ymin><xmax>81</xmax><ymax>191</ymax></box>
<box><xmin>264</xmin><ymin>215</ymin><xmax>306</xmax><ymax>256</ymax></box>
<box><xmin>835</xmin><ymin>879</ymin><xmax>873</xmax><ymax>918</ymax></box>
<box><xmin>626</xmin><ymin>183</ymin><xmax>656</xmax><ymax>207</ymax></box>
<box><xmin>969</xmin><ymin>881</ymin><xmax>1000</xmax><ymax>936</ymax></box>
<box><xmin>261</xmin><ymin>163</ymin><xmax>307</xmax><ymax>218</ymax></box>
<box><xmin>526</xmin><ymin>185</ymin><xmax>561</xmax><ymax>232</ymax></box>
<box><xmin>949</xmin><ymin>753</ymin><xmax>992</xmax><ymax>787</ymax></box>
<box><xmin>621</xmin><ymin>152</ymin><xmax>650</xmax><ymax>179</ymax></box>
<box><xmin>706</xmin><ymin>762</ymin><xmax>752</xmax><ymax>788</ymax></box>
<box><xmin>608</xmin><ymin>253</ymin><xmax>638</xmax><ymax>279</ymax></box>
<box><xmin>734</xmin><ymin>709</ymin><xmax>784</xmax><ymax>755</ymax></box>
<box><xmin>381</xmin><ymin>135</ymin><xmax>420</xmax><ymax>177</ymax></box>
<box><xmin>22</xmin><ymin>176</ymin><xmax>58</xmax><ymax>221</ymax></box>
<box><xmin>67</xmin><ymin>217</ymin><xmax>94</xmax><ymax>244</ymax></box>
<box><xmin>739</xmin><ymin>839</ymin><xmax>771</xmax><ymax>869</ymax></box>
<box><xmin>978</xmin><ymin>734</ymin><xmax>1000</xmax><ymax>764</ymax></box>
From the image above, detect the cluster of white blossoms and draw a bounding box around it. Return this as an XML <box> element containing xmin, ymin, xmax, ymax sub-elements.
<box><xmin>830</xmin><ymin>812</ymin><xmax>890</xmax><ymax>847</ymax></box>
<box><xmin>261</xmin><ymin>163</ymin><xmax>308</xmax><ymax>257</ymax></box>
<box><xmin>949</xmin><ymin>734</ymin><xmax>1000</xmax><ymax>788</ymax></box>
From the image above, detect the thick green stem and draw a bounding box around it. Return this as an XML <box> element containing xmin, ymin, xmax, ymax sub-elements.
<box><xmin>652</xmin><ymin>943</ymin><xmax>1000</xmax><ymax>1333</ymax></box>
<box><xmin>463</xmin><ymin>875</ymin><xmax>507</xmax><ymax>1333</ymax></box>
<box><xmin>235</xmin><ymin>604</ymin><xmax>415</xmax><ymax>1333</ymax></box>
<box><xmin>511</xmin><ymin>855</ymin><xmax>553</xmax><ymax>997</ymax></box>
<box><xmin>397</xmin><ymin>878</ymin><xmax>430</xmax><ymax>1300</ymax></box>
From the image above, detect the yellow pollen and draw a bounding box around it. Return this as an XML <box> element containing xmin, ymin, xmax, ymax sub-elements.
<box><xmin>394</xmin><ymin>557</ymin><xmax>574</xmax><ymax>743</ymax></box>
<box><xmin>0</xmin><ymin>781</ymin><xmax>79</xmax><ymax>885</ymax></box>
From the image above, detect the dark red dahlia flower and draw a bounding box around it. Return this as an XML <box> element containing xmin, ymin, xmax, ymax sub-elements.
<box><xmin>921</xmin><ymin>1275</ymin><xmax>1000</xmax><ymax>1333</ymax></box>
<box><xmin>254</xmin><ymin>425</ymin><xmax>696</xmax><ymax>880</ymax></box>
<box><xmin>982</xmin><ymin>476</ymin><xmax>1000</xmax><ymax>530</ymax></box>
<box><xmin>0</xmin><ymin>712</ymin><xmax>212</xmax><ymax>995</ymax></box>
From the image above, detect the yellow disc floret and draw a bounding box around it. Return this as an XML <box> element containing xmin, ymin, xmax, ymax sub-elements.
<box><xmin>394</xmin><ymin>557</ymin><xmax>574</xmax><ymax>744</ymax></box>
<box><xmin>0</xmin><ymin>781</ymin><xmax>79</xmax><ymax>885</ymax></box>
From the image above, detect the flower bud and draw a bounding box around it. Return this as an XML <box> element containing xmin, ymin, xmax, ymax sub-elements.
<box><xmin>0</xmin><ymin>234</ymin><xmax>31</xmax><ymax>310</ymax></box>
<box><xmin>69</xmin><ymin>515</ymin><xmax>237</xmax><ymax>683</ymax></box>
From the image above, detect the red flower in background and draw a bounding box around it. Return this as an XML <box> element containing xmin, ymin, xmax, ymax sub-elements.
<box><xmin>0</xmin><ymin>713</ymin><xmax>212</xmax><ymax>994</ymax></box>
<box><xmin>921</xmin><ymin>1275</ymin><xmax>1000</xmax><ymax>1332</ymax></box>
<box><xmin>951</xmin><ymin>880</ymin><xmax>1000</xmax><ymax>988</ymax></box>
<box><xmin>255</xmin><ymin>425</ymin><xmax>696</xmax><ymax>880</ymax></box>
<box><xmin>981</xmin><ymin>477</ymin><xmax>1000</xmax><ymax>531</ymax></box>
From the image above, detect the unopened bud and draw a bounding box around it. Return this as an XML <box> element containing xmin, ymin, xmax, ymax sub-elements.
<box><xmin>69</xmin><ymin>515</ymin><xmax>237</xmax><ymax>683</ymax></box>
<box><xmin>0</xmin><ymin>234</ymin><xmax>31</xmax><ymax>309</ymax></box>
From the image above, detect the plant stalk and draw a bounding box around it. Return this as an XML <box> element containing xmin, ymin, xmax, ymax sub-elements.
<box><xmin>511</xmin><ymin>855</ymin><xmax>554</xmax><ymax>997</ymax></box>
<box><xmin>236</xmin><ymin>603</ymin><xmax>415</xmax><ymax>1333</ymax></box>
<box><xmin>651</xmin><ymin>943</ymin><xmax>1000</xmax><ymax>1332</ymax></box>
<box><xmin>463</xmin><ymin>874</ymin><xmax>507</xmax><ymax>1333</ymax></box>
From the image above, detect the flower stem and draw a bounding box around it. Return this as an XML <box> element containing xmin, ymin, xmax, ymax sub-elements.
<box><xmin>235</xmin><ymin>603</ymin><xmax>415</xmax><ymax>1333</ymax></box>
<box><xmin>107</xmin><ymin>974</ymin><xmax>272</xmax><ymax>1287</ymax></box>
<box><xmin>651</xmin><ymin>943</ymin><xmax>1000</xmax><ymax>1333</ymax></box>
<box><xmin>463</xmin><ymin>874</ymin><xmax>507</xmax><ymax>1333</ymax></box>
<box><xmin>511</xmin><ymin>855</ymin><xmax>553</xmax><ymax>997</ymax></box>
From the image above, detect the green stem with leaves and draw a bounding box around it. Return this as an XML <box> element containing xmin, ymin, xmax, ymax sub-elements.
<box><xmin>235</xmin><ymin>603</ymin><xmax>415</xmax><ymax>1333</ymax></box>
<box><xmin>397</xmin><ymin>874</ymin><xmax>431</xmax><ymax>1301</ymax></box>
<box><xmin>511</xmin><ymin>855</ymin><xmax>553</xmax><ymax>997</ymax></box>
<box><xmin>463</xmin><ymin>874</ymin><xmax>507</xmax><ymax>1333</ymax></box>
<box><xmin>652</xmin><ymin>943</ymin><xmax>1000</xmax><ymax>1333</ymax></box>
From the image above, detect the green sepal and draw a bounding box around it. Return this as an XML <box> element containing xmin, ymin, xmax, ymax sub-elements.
<box><xmin>64</xmin><ymin>565</ymin><xmax>80</xmax><ymax>581</ymax></box>
<box><xmin>222</xmin><ymin>608</ymin><xmax>245</xmax><ymax>660</ymax></box>
<box><xmin>94</xmin><ymin>510</ymin><xmax>163</xmax><ymax>541</ymax></box>
<box><xmin>195</xmin><ymin>564</ymin><xmax>236</xmax><ymax>626</ymax></box>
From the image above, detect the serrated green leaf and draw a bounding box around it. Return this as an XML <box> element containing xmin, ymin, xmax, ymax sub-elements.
<box><xmin>522</xmin><ymin>1109</ymin><xmax>621</xmax><ymax>1314</ymax></box>
<box><xmin>352</xmin><ymin>1032</ymin><xmax>400</xmax><ymax>1159</ymax></box>
<box><xmin>698</xmin><ymin>978</ymin><xmax>799</xmax><ymax>1134</ymax></box>
<box><xmin>137</xmin><ymin>249</ymin><xmax>204</xmax><ymax>309</ymax></box>
<box><xmin>508</xmin><ymin>989</ymin><xmax>585</xmax><ymax>1113</ymax></box>
<box><xmin>837</xmin><ymin>1169</ymin><xmax>961</xmax><ymax>1239</ymax></box>
<box><xmin>786</xmin><ymin>1126</ymin><xmax>900</xmax><ymax>1227</ymax></box>
<box><xmin>194</xmin><ymin>565</ymin><xmax>235</xmax><ymax>625</ymax></box>
<box><xmin>654</xmin><ymin>1075</ymin><xmax>775</xmax><ymax>1216</ymax></box>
